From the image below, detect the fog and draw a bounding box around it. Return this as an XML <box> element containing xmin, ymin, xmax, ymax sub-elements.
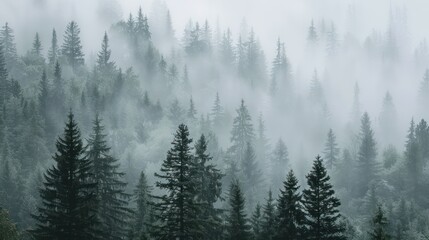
<box><xmin>2</xmin><ymin>0</ymin><xmax>429</xmax><ymax>239</ymax></box>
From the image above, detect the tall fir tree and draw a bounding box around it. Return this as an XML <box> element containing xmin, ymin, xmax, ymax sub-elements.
<box><xmin>307</xmin><ymin>19</ymin><xmax>318</xmax><ymax>44</ymax></box>
<box><xmin>251</xmin><ymin>203</ymin><xmax>263</xmax><ymax>240</ymax></box>
<box><xmin>96</xmin><ymin>32</ymin><xmax>115</xmax><ymax>74</ymax></box>
<box><xmin>187</xmin><ymin>97</ymin><xmax>197</xmax><ymax>122</ymax></box>
<box><xmin>241</xmin><ymin>142</ymin><xmax>263</xmax><ymax>211</ymax></box>
<box><xmin>323</xmin><ymin>129</ymin><xmax>340</xmax><ymax>170</ymax></box>
<box><xmin>275</xmin><ymin>170</ymin><xmax>305</xmax><ymax>240</ymax></box>
<box><xmin>48</xmin><ymin>29</ymin><xmax>59</xmax><ymax>65</ymax></box>
<box><xmin>302</xmin><ymin>156</ymin><xmax>345</xmax><ymax>240</ymax></box>
<box><xmin>271</xmin><ymin>138</ymin><xmax>289</xmax><ymax>192</ymax></box>
<box><xmin>230</xmin><ymin>99</ymin><xmax>255</xmax><ymax>163</ymax></box>
<box><xmin>86</xmin><ymin>116</ymin><xmax>130</xmax><ymax>239</ymax></box>
<box><xmin>61</xmin><ymin>21</ymin><xmax>85</xmax><ymax>70</ymax></box>
<box><xmin>32</xmin><ymin>33</ymin><xmax>43</xmax><ymax>57</ymax></box>
<box><xmin>31</xmin><ymin>111</ymin><xmax>97</xmax><ymax>240</ymax></box>
<box><xmin>369</xmin><ymin>205</ymin><xmax>390</xmax><ymax>240</ymax></box>
<box><xmin>0</xmin><ymin>45</ymin><xmax>9</xmax><ymax>105</ymax></box>
<box><xmin>261</xmin><ymin>190</ymin><xmax>276</xmax><ymax>240</ymax></box>
<box><xmin>356</xmin><ymin>112</ymin><xmax>378</xmax><ymax>196</ymax></box>
<box><xmin>0</xmin><ymin>22</ymin><xmax>18</xmax><ymax>67</ymax></box>
<box><xmin>152</xmin><ymin>124</ymin><xmax>202</xmax><ymax>239</ymax></box>
<box><xmin>135</xmin><ymin>7</ymin><xmax>151</xmax><ymax>41</ymax></box>
<box><xmin>225</xmin><ymin>181</ymin><xmax>251</xmax><ymax>240</ymax></box>
<box><xmin>129</xmin><ymin>171</ymin><xmax>153</xmax><ymax>240</ymax></box>
<box><xmin>219</xmin><ymin>28</ymin><xmax>235</xmax><ymax>69</ymax></box>
<box><xmin>38</xmin><ymin>69</ymin><xmax>50</xmax><ymax>127</ymax></box>
<box><xmin>210</xmin><ymin>92</ymin><xmax>224</xmax><ymax>129</ymax></box>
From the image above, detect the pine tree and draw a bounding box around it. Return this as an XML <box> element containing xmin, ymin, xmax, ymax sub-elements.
<box><xmin>230</xmin><ymin>99</ymin><xmax>255</xmax><ymax>162</ymax></box>
<box><xmin>326</xmin><ymin>22</ymin><xmax>338</xmax><ymax>56</ymax></box>
<box><xmin>251</xmin><ymin>204</ymin><xmax>263</xmax><ymax>240</ymax></box>
<box><xmin>48</xmin><ymin>29</ymin><xmax>59</xmax><ymax>65</ymax></box>
<box><xmin>32</xmin><ymin>32</ymin><xmax>43</xmax><ymax>57</ymax></box>
<box><xmin>241</xmin><ymin>142</ymin><xmax>263</xmax><ymax>211</ymax></box>
<box><xmin>194</xmin><ymin>134</ymin><xmax>223</xmax><ymax>239</ymax></box>
<box><xmin>210</xmin><ymin>92</ymin><xmax>223</xmax><ymax>129</ymax></box>
<box><xmin>38</xmin><ymin>69</ymin><xmax>50</xmax><ymax>126</ymax></box>
<box><xmin>225</xmin><ymin>181</ymin><xmax>251</xmax><ymax>240</ymax></box>
<box><xmin>404</xmin><ymin>119</ymin><xmax>420</xmax><ymax>195</ymax></box>
<box><xmin>275</xmin><ymin>170</ymin><xmax>305</xmax><ymax>240</ymax></box>
<box><xmin>323</xmin><ymin>129</ymin><xmax>340</xmax><ymax>170</ymax></box>
<box><xmin>86</xmin><ymin>116</ymin><xmax>130</xmax><ymax>239</ymax></box>
<box><xmin>302</xmin><ymin>155</ymin><xmax>345</xmax><ymax>240</ymax></box>
<box><xmin>187</xmin><ymin>97</ymin><xmax>197</xmax><ymax>122</ymax></box>
<box><xmin>31</xmin><ymin>111</ymin><xmax>97</xmax><ymax>240</ymax></box>
<box><xmin>255</xmin><ymin>114</ymin><xmax>269</xmax><ymax>168</ymax></box>
<box><xmin>356</xmin><ymin>112</ymin><xmax>378</xmax><ymax>196</ymax></box>
<box><xmin>369</xmin><ymin>205</ymin><xmax>390</xmax><ymax>240</ymax></box>
<box><xmin>0</xmin><ymin>45</ymin><xmax>9</xmax><ymax>105</ymax></box>
<box><xmin>152</xmin><ymin>124</ymin><xmax>202</xmax><ymax>239</ymax></box>
<box><xmin>129</xmin><ymin>171</ymin><xmax>153</xmax><ymax>240</ymax></box>
<box><xmin>0</xmin><ymin>22</ymin><xmax>18</xmax><ymax>66</ymax></box>
<box><xmin>270</xmin><ymin>38</ymin><xmax>290</xmax><ymax>96</ymax></box>
<box><xmin>307</xmin><ymin>19</ymin><xmax>318</xmax><ymax>43</ymax></box>
<box><xmin>96</xmin><ymin>32</ymin><xmax>115</xmax><ymax>74</ymax></box>
<box><xmin>261</xmin><ymin>190</ymin><xmax>276</xmax><ymax>240</ymax></box>
<box><xmin>220</xmin><ymin>28</ymin><xmax>235</xmax><ymax>69</ymax></box>
<box><xmin>271</xmin><ymin>138</ymin><xmax>289</xmax><ymax>193</ymax></box>
<box><xmin>61</xmin><ymin>21</ymin><xmax>85</xmax><ymax>69</ymax></box>
<box><xmin>135</xmin><ymin>7</ymin><xmax>151</xmax><ymax>41</ymax></box>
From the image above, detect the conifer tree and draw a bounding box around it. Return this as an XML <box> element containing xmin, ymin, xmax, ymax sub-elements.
<box><xmin>0</xmin><ymin>22</ymin><xmax>18</xmax><ymax>66</ymax></box>
<box><xmin>31</xmin><ymin>111</ymin><xmax>97</xmax><ymax>240</ymax></box>
<box><xmin>220</xmin><ymin>28</ymin><xmax>235</xmax><ymax>69</ymax></box>
<box><xmin>0</xmin><ymin>209</ymin><xmax>19</xmax><ymax>240</ymax></box>
<box><xmin>261</xmin><ymin>190</ymin><xmax>276</xmax><ymax>240</ymax></box>
<box><xmin>302</xmin><ymin>155</ymin><xmax>345</xmax><ymax>240</ymax></box>
<box><xmin>0</xmin><ymin>45</ymin><xmax>9</xmax><ymax>105</ymax></box>
<box><xmin>86</xmin><ymin>116</ymin><xmax>130</xmax><ymax>239</ymax></box>
<box><xmin>61</xmin><ymin>21</ymin><xmax>85</xmax><ymax>69</ymax></box>
<box><xmin>168</xmin><ymin>99</ymin><xmax>185</xmax><ymax>126</ymax></box>
<box><xmin>130</xmin><ymin>171</ymin><xmax>153</xmax><ymax>240</ymax></box>
<box><xmin>404</xmin><ymin>119</ymin><xmax>421</xmax><ymax>195</ymax></box>
<box><xmin>271</xmin><ymin>139</ymin><xmax>289</xmax><ymax>194</ymax></box>
<box><xmin>194</xmin><ymin>134</ymin><xmax>223</xmax><ymax>239</ymax></box>
<box><xmin>275</xmin><ymin>170</ymin><xmax>305</xmax><ymax>240</ymax></box>
<box><xmin>32</xmin><ymin>33</ymin><xmax>43</xmax><ymax>57</ymax></box>
<box><xmin>230</xmin><ymin>99</ymin><xmax>255</xmax><ymax>162</ymax></box>
<box><xmin>210</xmin><ymin>92</ymin><xmax>223</xmax><ymax>129</ymax></box>
<box><xmin>307</xmin><ymin>19</ymin><xmax>318</xmax><ymax>43</ymax></box>
<box><xmin>96</xmin><ymin>32</ymin><xmax>115</xmax><ymax>74</ymax></box>
<box><xmin>135</xmin><ymin>7</ymin><xmax>151</xmax><ymax>41</ymax></box>
<box><xmin>251</xmin><ymin>204</ymin><xmax>263</xmax><ymax>240</ymax></box>
<box><xmin>369</xmin><ymin>205</ymin><xmax>390</xmax><ymax>240</ymax></box>
<box><xmin>241</xmin><ymin>142</ymin><xmax>263</xmax><ymax>210</ymax></box>
<box><xmin>48</xmin><ymin>29</ymin><xmax>59</xmax><ymax>65</ymax></box>
<box><xmin>38</xmin><ymin>70</ymin><xmax>50</xmax><ymax>126</ymax></box>
<box><xmin>152</xmin><ymin>124</ymin><xmax>202</xmax><ymax>239</ymax></box>
<box><xmin>356</xmin><ymin>112</ymin><xmax>378</xmax><ymax>196</ymax></box>
<box><xmin>225</xmin><ymin>181</ymin><xmax>251</xmax><ymax>240</ymax></box>
<box><xmin>187</xmin><ymin>97</ymin><xmax>197</xmax><ymax>122</ymax></box>
<box><xmin>323</xmin><ymin>129</ymin><xmax>340</xmax><ymax>170</ymax></box>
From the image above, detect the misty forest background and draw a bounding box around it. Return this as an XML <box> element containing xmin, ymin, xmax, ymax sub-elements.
<box><xmin>1</xmin><ymin>0</ymin><xmax>429</xmax><ymax>239</ymax></box>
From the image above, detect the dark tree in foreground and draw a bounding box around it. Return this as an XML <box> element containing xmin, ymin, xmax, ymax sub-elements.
<box><xmin>86</xmin><ymin>116</ymin><xmax>130</xmax><ymax>239</ymax></box>
<box><xmin>31</xmin><ymin>111</ymin><xmax>97</xmax><ymax>240</ymax></box>
<box><xmin>261</xmin><ymin>190</ymin><xmax>276</xmax><ymax>240</ymax></box>
<box><xmin>275</xmin><ymin>170</ymin><xmax>305</xmax><ymax>240</ymax></box>
<box><xmin>369</xmin><ymin>205</ymin><xmax>390</xmax><ymax>240</ymax></box>
<box><xmin>302</xmin><ymin>155</ymin><xmax>345</xmax><ymax>240</ymax></box>
<box><xmin>129</xmin><ymin>171</ymin><xmax>153</xmax><ymax>240</ymax></box>
<box><xmin>225</xmin><ymin>181</ymin><xmax>251</xmax><ymax>240</ymax></box>
<box><xmin>152</xmin><ymin>124</ymin><xmax>201</xmax><ymax>240</ymax></box>
<box><xmin>251</xmin><ymin>203</ymin><xmax>263</xmax><ymax>240</ymax></box>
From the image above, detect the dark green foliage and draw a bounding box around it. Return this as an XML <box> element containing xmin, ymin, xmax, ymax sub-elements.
<box><xmin>0</xmin><ymin>45</ymin><xmax>9</xmax><ymax>105</ymax></box>
<box><xmin>31</xmin><ymin>111</ymin><xmax>97</xmax><ymax>240</ymax></box>
<box><xmin>226</xmin><ymin>181</ymin><xmax>251</xmax><ymax>240</ymax></box>
<box><xmin>129</xmin><ymin>171</ymin><xmax>153</xmax><ymax>240</ymax></box>
<box><xmin>86</xmin><ymin>116</ymin><xmax>130</xmax><ymax>239</ymax></box>
<box><xmin>275</xmin><ymin>170</ymin><xmax>305</xmax><ymax>240</ymax></box>
<box><xmin>251</xmin><ymin>204</ymin><xmax>263</xmax><ymax>240</ymax></box>
<box><xmin>152</xmin><ymin>124</ymin><xmax>202</xmax><ymax>239</ymax></box>
<box><xmin>261</xmin><ymin>190</ymin><xmax>276</xmax><ymax>240</ymax></box>
<box><xmin>38</xmin><ymin>70</ymin><xmax>49</xmax><ymax>124</ymax></box>
<box><xmin>61</xmin><ymin>21</ymin><xmax>85</xmax><ymax>70</ymax></box>
<box><xmin>241</xmin><ymin>142</ymin><xmax>263</xmax><ymax>211</ymax></box>
<box><xmin>302</xmin><ymin>155</ymin><xmax>345</xmax><ymax>240</ymax></box>
<box><xmin>323</xmin><ymin>129</ymin><xmax>340</xmax><ymax>170</ymax></box>
<box><xmin>369</xmin><ymin>205</ymin><xmax>390</xmax><ymax>240</ymax></box>
<box><xmin>0</xmin><ymin>209</ymin><xmax>19</xmax><ymax>240</ymax></box>
<box><xmin>356</xmin><ymin>112</ymin><xmax>378</xmax><ymax>196</ymax></box>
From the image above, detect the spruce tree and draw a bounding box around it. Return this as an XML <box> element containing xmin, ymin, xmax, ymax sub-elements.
<box><xmin>48</xmin><ymin>29</ymin><xmax>59</xmax><ymax>65</ymax></box>
<box><xmin>96</xmin><ymin>32</ymin><xmax>115</xmax><ymax>74</ymax></box>
<box><xmin>271</xmin><ymin>138</ymin><xmax>289</xmax><ymax>192</ymax></box>
<box><xmin>0</xmin><ymin>22</ymin><xmax>18</xmax><ymax>66</ymax></box>
<box><xmin>302</xmin><ymin>155</ymin><xmax>345</xmax><ymax>240</ymax></box>
<box><xmin>135</xmin><ymin>7</ymin><xmax>151</xmax><ymax>41</ymax></box>
<box><xmin>38</xmin><ymin>69</ymin><xmax>50</xmax><ymax>129</ymax></box>
<box><xmin>32</xmin><ymin>32</ymin><xmax>43</xmax><ymax>57</ymax></box>
<box><xmin>404</xmin><ymin>118</ymin><xmax>420</xmax><ymax>194</ymax></box>
<box><xmin>152</xmin><ymin>124</ymin><xmax>202</xmax><ymax>239</ymax></box>
<box><xmin>219</xmin><ymin>28</ymin><xmax>235</xmax><ymax>69</ymax></box>
<box><xmin>369</xmin><ymin>205</ymin><xmax>390</xmax><ymax>240</ymax></box>
<box><xmin>61</xmin><ymin>21</ymin><xmax>85</xmax><ymax>69</ymax></box>
<box><xmin>210</xmin><ymin>92</ymin><xmax>224</xmax><ymax>129</ymax></box>
<box><xmin>230</xmin><ymin>99</ymin><xmax>255</xmax><ymax>163</ymax></box>
<box><xmin>193</xmin><ymin>134</ymin><xmax>223</xmax><ymax>239</ymax></box>
<box><xmin>129</xmin><ymin>171</ymin><xmax>153</xmax><ymax>240</ymax></box>
<box><xmin>261</xmin><ymin>190</ymin><xmax>276</xmax><ymax>240</ymax></box>
<box><xmin>187</xmin><ymin>97</ymin><xmax>197</xmax><ymax>122</ymax></box>
<box><xmin>323</xmin><ymin>129</ymin><xmax>340</xmax><ymax>170</ymax></box>
<box><xmin>86</xmin><ymin>116</ymin><xmax>130</xmax><ymax>239</ymax></box>
<box><xmin>251</xmin><ymin>204</ymin><xmax>263</xmax><ymax>240</ymax></box>
<box><xmin>307</xmin><ymin>19</ymin><xmax>318</xmax><ymax>43</ymax></box>
<box><xmin>0</xmin><ymin>45</ymin><xmax>9</xmax><ymax>105</ymax></box>
<box><xmin>241</xmin><ymin>142</ymin><xmax>263</xmax><ymax>211</ymax></box>
<box><xmin>275</xmin><ymin>170</ymin><xmax>305</xmax><ymax>240</ymax></box>
<box><xmin>31</xmin><ymin>111</ymin><xmax>97</xmax><ymax>240</ymax></box>
<box><xmin>356</xmin><ymin>112</ymin><xmax>378</xmax><ymax>196</ymax></box>
<box><xmin>225</xmin><ymin>181</ymin><xmax>251</xmax><ymax>240</ymax></box>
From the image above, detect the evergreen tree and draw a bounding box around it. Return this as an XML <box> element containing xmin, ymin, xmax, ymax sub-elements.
<box><xmin>220</xmin><ymin>28</ymin><xmax>235</xmax><ymax>69</ymax></box>
<box><xmin>241</xmin><ymin>142</ymin><xmax>263</xmax><ymax>211</ymax></box>
<box><xmin>379</xmin><ymin>92</ymin><xmax>397</xmax><ymax>144</ymax></box>
<box><xmin>135</xmin><ymin>7</ymin><xmax>151</xmax><ymax>41</ymax></box>
<box><xmin>0</xmin><ymin>22</ymin><xmax>18</xmax><ymax>66</ymax></box>
<box><xmin>251</xmin><ymin>204</ymin><xmax>263</xmax><ymax>240</ymax></box>
<box><xmin>130</xmin><ymin>171</ymin><xmax>153</xmax><ymax>240</ymax></box>
<box><xmin>275</xmin><ymin>170</ymin><xmax>305</xmax><ymax>240</ymax></box>
<box><xmin>271</xmin><ymin>138</ymin><xmax>289</xmax><ymax>193</ymax></box>
<box><xmin>31</xmin><ymin>111</ymin><xmax>97</xmax><ymax>240</ymax></box>
<box><xmin>225</xmin><ymin>181</ymin><xmax>251</xmax><ymax>240</ymax></box>
<box><xmin>210</xmin><ymin>92</ymin><xmax>224</xmax><ymax>129</ymax></box>
<box><xmin>419</xmin><ymin>69</ymin><xmax>429</xmax><ymax>110</ymax></box>
<box><xmin>302</xmin><ymin>155</ymin><xmax>345</xmax><ymax>240</ymax></box>
<box><xmin>369</xmin><ymin>205</ymin><xmax>390</xmax><ymax>240</ymax></box>
<box><xmin>152</xmin><ymin>124</ymin><xmax>202</xmax><ymax>239</ymax></box>
<box><xmin>168</xmin><ymin>99</ymin><xmax>185</xmax><ymax>126</ymax></box>
<box><xmin>261</xmin><ymin>190</ymin><xmax>276</xmax><ymax>240</ymax></box>
<box><xmin>356</xmin><ymin>112</ymin><xmax>378</xmax><ymax>196</ymax></box>
<box><xmin>61</xmin><ymin>21</ymin><xmax>85</xmax><ymax>69</ymax></box>
<box><xmin>187</xmin><ymin>97</ymin><xmax>197</xmax><ymax>122</ymax></box>
<box><xmin>0</xmin><ymin>209</ymin><xmax>19</xmax><ymax>240</ymax></box>
<box><xmin>404</xmin><ymin>119</ymin><xmax>420</xmax><ymax>194</ymax></box>
<box><xmin>270</xmin><ymin>38</ymin><xmax>290</xmax><ymax>96</ymax></box>
<box><xmin>32</xmin><ymin>32</ymin><xmax>43</xmax><ymax>57</ymax></box>
<box><xmin>323</xmin><ymin>129</ymin><xmax>340</xmax><ymax>170</ymax></box>
<box><xmin>326</xmin><ymin>22</ymin><xmax>338</xmax><ymax>56</ymax></box>
<box><xmin>38</xmin><ymin>70</ymin><xmax>50</xmax><ymax>126</ymax></box>
<box><xmin>230</xmin><ymin>99</ymin><xmax>255</xmax><ymax>162</ymax></box>
<box><xmin>307</xmin><ymin>19</ymin><xmax>318</xmax><ymax>43</ymax></box>
<box><xmin>96</xmin><ymin>32</ymin><xmax>115</xmax><ymax>74</ymax></box>
<box><xmin>48</xmin><ymin>29</ymin><xmax>59</xmax><ymax>65</ymax></box>
<box><xmin>86</xmin><ymin>116</ymin><xmax>130</xmax><ymax>239</ymax></box>
<box><xmin>194</xmin><ymin>134</ymin><xmax>223</xmax><ymax>239</ymax></box>
<box><xmin>0</xmin><ymin>45</ymin><xmax>9</xmax><ymax>105</ymax></box>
